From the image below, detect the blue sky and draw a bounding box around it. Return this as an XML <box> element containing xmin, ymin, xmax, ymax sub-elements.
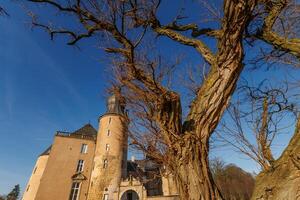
<box><xmin>0</xmin><ymin>0</ymin><xmax>300</xmax><ymax>196</ymax></box>
<box><xmin>0</xmin><ymin>2</ymin><xmax>109</xmax><ymax>194</ymax></box>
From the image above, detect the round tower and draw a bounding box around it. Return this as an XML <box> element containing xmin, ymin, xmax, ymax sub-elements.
<box><xmin>87</xmin><ymin>94</ymin><xmax>128</xmax><ymax>200</ymax></box>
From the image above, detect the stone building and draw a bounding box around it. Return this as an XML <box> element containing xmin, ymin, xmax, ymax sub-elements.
<box><xmin>22</xmin><ymin>95</ymin><xmax>179</xmax><ymax>200</ymax></box>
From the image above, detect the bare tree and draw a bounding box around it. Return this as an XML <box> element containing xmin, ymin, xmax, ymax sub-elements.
<box><xmin>0</xmin><ymin>6</ymin><xmax>8</xmax><ymax>16</ymax></box>
<box><xmin>216</xmin><ymin>82</ymin><xmax>296</xmax><ymax>171</ymax></box>
<box><xmin>22</xmin><ymin>0</ymin><xmax>300</xmax><ymax>199</ymax></box>
<box><xmin>253</xmin><ymin>0</ymin><xmax>300</xmax><ymax>60</ymax></box>
<box><xmin>247</xmin><ymin>0</ymin><xmax>300</xmax><ymax>69</ymax></box>
<box><xmin>214</xmin><ymin>81</ymin><xmax>300</xmax><ymax>199</ymax></box>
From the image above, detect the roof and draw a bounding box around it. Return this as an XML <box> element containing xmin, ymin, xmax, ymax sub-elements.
<box><xmin>70</xmin><ymin>124</ymin><xmax>97</xmax><ymax>136</ymax></box>
<box><xmin>39</xmin><ymin>124</ymin><xmax>97</xmax><ymax>156</ymax></box>
<box><xmin>127</xmin><ymin>159</ymin><xmax>161</xmax><ymax>175</ymax></box>
<box><xmin>106</xmin><ymin>94</ymin><xmax>125</xmax><ymax>115</ymax></box>
<box><xmin>126</xmin><ymin>160</ymin><xmax>163</xmax><ymax>196</ymax></box>
<box><xmin>39</xmin><ymin>145</ymin><xmax>52</xmax><ymax>156</ymax></box>
<box><xmin>56</xmin><ymin>124</ymin><xmax>97</xmax><ymax>140</ymax></box>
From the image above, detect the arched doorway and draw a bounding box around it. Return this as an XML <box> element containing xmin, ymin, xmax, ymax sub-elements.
<box><xmin>120</xmin><ymin>190</ymin><xmax>139</xmax><ymax>200</ymax></box>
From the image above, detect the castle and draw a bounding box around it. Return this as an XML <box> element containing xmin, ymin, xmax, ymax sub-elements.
<box><xmin>22</xmin><ymin>95</ymin><xmax>179</xmax><ymax>200</ymax></box>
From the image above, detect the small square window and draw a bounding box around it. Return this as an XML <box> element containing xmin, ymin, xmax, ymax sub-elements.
<box><xmin>105</xmin><ymin>144</ymin><xmax>110</xmax><ymax>151</ymax></box>
<box><xmin>80</xmin><ymin>144</ymin><xmax>88</xmax><ymax>154</ymax></box>
<box><xmin>103</xmin><ymin>159</ymin><xmax>108</xmax><ymax>169</ymax></box>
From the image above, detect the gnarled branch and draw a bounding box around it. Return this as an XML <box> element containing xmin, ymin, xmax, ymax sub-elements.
<box><xmin>257</xmin><ymin>0</ymin><xmax>300</xmax><ymax>59</ymax></box>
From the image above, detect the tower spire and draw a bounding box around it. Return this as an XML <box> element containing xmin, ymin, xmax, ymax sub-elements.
<box><xmin>106</xmin><ymin>94</ymin><xmax>125</xmax><ymax>115</ymax></box>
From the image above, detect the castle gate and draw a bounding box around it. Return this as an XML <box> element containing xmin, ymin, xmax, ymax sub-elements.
<box><xmin>120</xmin><ymin>190</ymin><xmax>139</xmax><ymax>200</ymax></box>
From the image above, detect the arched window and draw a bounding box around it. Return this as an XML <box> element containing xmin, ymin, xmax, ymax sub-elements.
<box><xmin>121</xmin><ymin>190</ymin><xmax>139</xmax><ymax>200</ymax></box>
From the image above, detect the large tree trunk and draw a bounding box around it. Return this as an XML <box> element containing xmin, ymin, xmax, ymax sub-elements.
<box><xmin>167</xmin><ymin>2</ymin><xmax>257</xmax><ymax>199</ymax></box>
<box><xmin>251</xmin><ymin>118</ymin><xmax>300</xmax><ymax>200</ymax></box>
<box><xmin>172</xmin><ymin>136</ymin><xmax>223</xmax><ymax>200</ymax></box>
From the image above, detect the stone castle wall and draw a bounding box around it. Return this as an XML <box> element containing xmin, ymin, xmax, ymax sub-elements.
<box><xmin>22</xmin><ymin>155</ymin><xmax>49</xmax><ymax>200</ymax></box>
<box><xmin>87</xmin><ymin>114</ymin><xmax>128</xmax><ymax>200</ymax></box>
<box><xmin>34</xmin><ymin>135</ymin><xmax>95</xmax><ymax>200</ymax></box>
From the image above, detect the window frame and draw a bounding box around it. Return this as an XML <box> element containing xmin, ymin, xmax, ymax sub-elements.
<box><xmin>69</xmin><ymin>182</ymin><xmax>81</xmax><ymax>200</ymax></box>
<box><xmin>105</xmin><ymin>144</ymin><xmax>110</xmax><ymax>151</ymax></box>
<box><xmin>76</xmin><ymin>160</ymin><xmax>84</xmax><ymax>173</ymax></box>
<box><xmin>103</xmin><ymin>159</ymin><xmax>108</xmax><ymax>169</ymax></box>
<box><xmin>80</xmin><ymin>144</ymin><xmax>88</xmax><ymax>154</ymax></box>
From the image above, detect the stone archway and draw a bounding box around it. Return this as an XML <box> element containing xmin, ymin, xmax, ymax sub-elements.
<box><xmin>120</xmin><ymin>190</ymin><xmax>139</xmax><ymax>200</ymax></box>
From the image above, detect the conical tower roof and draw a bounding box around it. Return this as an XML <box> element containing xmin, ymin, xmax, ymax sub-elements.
<box><xmin>106</xmin><ymin>94</ymin><xmax>125</xmax><ymax>115</ymax></box>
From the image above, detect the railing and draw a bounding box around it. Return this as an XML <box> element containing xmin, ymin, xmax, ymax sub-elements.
<box><xmin>56</xmin><ymin>131</ymin><xmax>70</xmax><ymax>136</ymax></box>
<box><xmin>56</xmin><ymin>131</ymin><xmax>96</xmax><ymax>140</ymax></box>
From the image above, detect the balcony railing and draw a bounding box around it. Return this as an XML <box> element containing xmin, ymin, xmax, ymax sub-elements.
<box><xmin>56</xmin><ymin>131</ymin><xmax>96</xmax><ymax>140</ymax></box>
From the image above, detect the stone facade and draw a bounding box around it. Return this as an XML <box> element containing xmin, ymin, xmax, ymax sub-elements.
<box><xmin>87</xmin><ymin>114</ymin><xmax>128</xmax><ymax>200</ymax></box>
<box><xmin>22</xmin><ymin>95</ymin><xmax>179</xmax><ymax>200</ymax></box>
<box><xmin>35</xmin><ymin>131</ymin><xmax>96</xmax><ymax>200</ymax></box>
<box><xmin>22</xmin><ymin>153</ymin><xmax>49</xmax><ymax>200</ymax></box>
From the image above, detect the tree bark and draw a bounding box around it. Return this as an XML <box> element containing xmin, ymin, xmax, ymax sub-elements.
<box><xmin>171</xmin><ymin>135</ymin><xmax>223</xmax><ymax>200</ymax></box>
<box><xmin>251</xmin><ymin>117</ymin><xmax>300</xmax><ymax>200</ymax></box>
<box><xmin>167</xmin><ymin>2</ymin><xmax>257</xmax><ymax>199</ymax></box>
<box><xmin>258</xmin><ymin>98</ymin><xmax>275</xmax><ymax>170</ymax></box>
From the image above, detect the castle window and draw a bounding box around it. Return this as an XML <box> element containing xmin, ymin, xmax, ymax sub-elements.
<box><xmin>109</xmin><ymin>117</ymin><xmax>112</xmax><ymax>124</ymax></box>
<box><xmin>80</xmin><ymin>144</ymin><xmax>88</xmax><ymax>154</ymax></box>
<box><xmin>76</xmin><ymin>160</ymin><xmax>84</xmax><ymax>172</ymax></box>
<box><xmin>105</xmin><ymin>144</ymin><xmax>110</xmax><ymax>151</ymax></box>
<box><xmin>103</xmin><ymin>194</ymin><xmax>109</xmax><ymax>200</ymax></box>
<box><xmin>26</xmin><ymin>185</ymin><xmax>30</xmax><ymax>192</ymax></box>
<box><xmin>69</xmin><ymin>182</ymin><xmax>81</xmax><ymax>200</ymax></box>
<box><xmin>33</xmin><ymin>166</ymin><xmax>37</xmax><ymax>174</ymax></box>
<box><xmin>107</xmin><ymin>130</ymin><xmax>110</xmax><ymax>136</ymax></box>
<box><xmin>103</xmin><ymin>159</ymin><xmax>108</xmax><ymax>168</ymax></box>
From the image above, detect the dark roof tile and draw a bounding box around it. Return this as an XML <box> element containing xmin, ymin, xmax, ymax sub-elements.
<box><xmin>71</xmin><ymin>124</ymin><xmax>97</xmax><ymax>136</ymax></box>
